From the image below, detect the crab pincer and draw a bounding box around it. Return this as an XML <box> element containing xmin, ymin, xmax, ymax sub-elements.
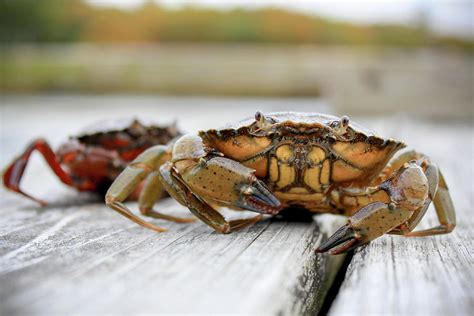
<box><xmin>316</xmin><ymin>201</ymin><xmax>412</xmax><ymax>254</ymax></box>
<box><xmin>168</xmin><ymin>135</ymin><xmax>281</xmax><ymax>231</ymax></box>
<box><xmin>237</xmin><ymin>178</ymin><xmax>281</xmax><ymax>215</ymax></box>
<box><xmin>317</xmin><ymin>157</ymin><xmax>453</xmax><ymax>255</ymax></box>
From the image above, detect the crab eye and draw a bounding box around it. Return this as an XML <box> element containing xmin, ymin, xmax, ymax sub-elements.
<box><xmin>255</xmin><ymin>111</ymin><xmax>264</xmax><ymax>122</ymax></box>
<box><xmin>330</xmin><ymin>121</ymin><xmax>339</xmax><ymax>128</ymax></box>
<box><xmin>341</xmin><ymin>116</ymin><xmax>350</xmax><ymax>127</ymax></box>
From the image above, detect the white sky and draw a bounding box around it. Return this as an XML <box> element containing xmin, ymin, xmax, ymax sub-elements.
<box><xmin>85</xmin><ymin>0</ymin><xmax>473</xmax><ymax>38</ymax></box>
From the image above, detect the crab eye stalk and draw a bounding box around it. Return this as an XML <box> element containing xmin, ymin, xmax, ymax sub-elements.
<box><xmin>330</xmin><ymin>116</ymin><xmax>352</xmax><ymax>139</ymax></box>
<box><xmin>252</xmin><ymin>111</ymin><xmax>276</xmax><ymax>134</ymax></box>
<box><xmin>255</xmin><ymin>111</ymin><xmax>264</xmax><ymax>123</ymax></box>
<box><xmin>341</xmin><ymin>116</ymin><xmax>350</xmax><ymax>127</ymax></box>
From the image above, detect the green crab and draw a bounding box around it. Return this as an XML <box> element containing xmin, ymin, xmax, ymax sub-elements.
<box><xmin>105</xmin><ymin>112</ymin><xmax>456</xmax><ymax>254</ymax></box>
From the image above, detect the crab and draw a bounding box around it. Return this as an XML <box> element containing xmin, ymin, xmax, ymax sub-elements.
<box><xmin>105</xmin><ymin>112</ymin><xmax>456</xmax><ymax>254</ymax></box>
<box><xmin>3</xmin><ymin>119</ymin><xmax>183</xmax><ymax>211</ymax></box>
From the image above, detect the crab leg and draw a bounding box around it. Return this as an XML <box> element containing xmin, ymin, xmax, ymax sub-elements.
<box><xmin>139</xmin><ymin>170</ymin><xmax>196</xmax><ymax>223</ymax></box>
<box><xmin>2</xmin><ymin>138</ymin><xmax>74</xmax><ymax>205</ymax></box>
<box><xmin>390</xmin><ymin>169</ymin><xmax>455</xmax><ymax>236</ymax></box>
<box><xmin>105</xmin><ymin>145</ymin><xmax>192</xmax><ymax>232</ymax></box>
<box><xmin>379</xmin><ymin>151</ymin><xmax>456</xmax><ymax>236</ymax></box>
<box><xmin>375</xmin><ymin>150</ymin><xmax>421</xmax><ymax>182</ymax></box>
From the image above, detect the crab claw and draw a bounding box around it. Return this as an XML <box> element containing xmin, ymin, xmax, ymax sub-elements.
<box><xmin>177</xmin><ymin>154</ymin><xmax>282</xmax><ymax>215</ymax></box>
<box><xmin>317</xmin><ymin>200</ymin><xmax>415</xmax><ymax>255</ymax></box>
<box><xmin>236</xmin><ymin>180</ymin><xmax>281</xmax><ymax>214</ymax></box>
<box><xmin>316</xmin><ymin>224</ymin><xmax>367</xmax><ymax>255</ymax></box>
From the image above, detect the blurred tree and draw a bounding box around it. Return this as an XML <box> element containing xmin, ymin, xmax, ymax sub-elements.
<box><xmin>0</xmin><ymin>0</ymin><xmax>86</xmax><ymax>42</ymax></box>
<box><xmin>0</xmin><ymin>0</ymin><xmax>470</xmax><ymax>50</ymax></box>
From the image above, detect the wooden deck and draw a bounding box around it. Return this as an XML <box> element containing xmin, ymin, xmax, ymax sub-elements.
<box><xmin>0</xmin><ymin>96</ymin><xmax>472</xmax><ymax>315</ymax></box>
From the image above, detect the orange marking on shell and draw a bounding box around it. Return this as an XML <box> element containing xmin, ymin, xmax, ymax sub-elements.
<box><xmin>320</xmin><ymin>159</ymin><xmax>331</xmax><ymax>184</ymax></box>
<box><xmin>269</xmin><ymin>158</ymin><xmax>279</xmax><ymax>183</ymax></box>
<box><xmin>245</xmin><ymin>158</ymin><xmax>268</xmax><ymax>177</ymax></box>
<box><xmin>331</xmin><ymin>142</ymin><xmax>395</xmax><ymax>169</ymax></box>
<box><xmin>288</xmin><ymin>187</ymin><xmax>309</xmax><ymax>194</ymax></box>
<box><xmin>207</xmin><ymin>136</ymin><xmax>271</xmax><ymax>161</ymax></box>
<box><xmin>307</xmin><ymin>147</ymin><xmax>325</xmax><ymax>163</ymax></box>
<box><xmin>331</xmin><ymin>160</ymin><xmax>364</xmax><ymax>183</ymax></box>
<box><xmin>304</xmin><ymin>167</ymin><xmax>321</xmax><ymax>191</ymax></box>
<box><xmin>274</xmin><ymin>191</ymin><xmax>325</xmax><ymax>202</ymax></box>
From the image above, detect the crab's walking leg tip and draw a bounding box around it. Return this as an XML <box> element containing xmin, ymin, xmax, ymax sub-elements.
<box><xmin>151</xmin><ymin>227</ymin><xmax>168</xmax><ymax>233</ymax></box>
<box><xmin>316</xmin><ymin>224</ymin><xmax>358</xmax><ymax>254</ymax></box>
<box><xmin>17</xmin><ymin>190</ymin><xmax>48</xmax><ymax>206</ymax></box>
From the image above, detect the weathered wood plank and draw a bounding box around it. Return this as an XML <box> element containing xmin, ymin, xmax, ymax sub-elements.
<box><xmin>329</xmin><ymin>119</ymin><xmax>474</xmax><ymax>315</ymax></box>
<box><xmin>0</xmin><ymin>98</ymin><xmax>344</xmax><ymax>315</ymax></box>
<box><xmin>0</xmin><ymin>196</ymin><xmax>345</xmax><ymax>315</ymax></box>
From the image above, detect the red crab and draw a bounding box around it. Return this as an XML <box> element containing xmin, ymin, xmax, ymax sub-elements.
<box><xmin>3</xmin><ymin>119</ymin><xmax>181</xmax><ymax>206</ymax></box>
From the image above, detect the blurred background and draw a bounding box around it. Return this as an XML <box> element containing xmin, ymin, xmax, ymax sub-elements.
<box><xmin>1</xmin><ymin>0</ymin><xmax>472</xmax><ymax>112</ymax></box>
<box><xmin>0</xmin><ymin>0</ymin><xmax>473</xmax><ymax>165</ymax></box>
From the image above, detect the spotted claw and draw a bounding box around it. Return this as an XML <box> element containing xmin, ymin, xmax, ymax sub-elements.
<box><xmin>178</xmin><ymin>154</ymin><xmax>282</xmax><ymax>215</ymax></box>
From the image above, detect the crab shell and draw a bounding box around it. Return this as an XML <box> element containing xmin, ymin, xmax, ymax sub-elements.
<box><xmin>199</xmin><ymin>112</ymin><xmax>406</xmax><ymax>212</ymax></box>
<box><xmin>58</xmin><ymin>118</ymin><xmax>181</xmax><ymax>194</ymax></box>
<box><xmin>74</xmin><ymin>118</ymin><xmax>180</xmax><ymax>161</ymax></box>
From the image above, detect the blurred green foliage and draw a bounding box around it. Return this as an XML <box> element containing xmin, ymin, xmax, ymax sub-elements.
<box><xmin>0</xmin><ymin>0</ymin><xmax>471</xmax><ymax>49</ymax></box>
<box><xmin>0</xmin><ymin>0</ymin><xmax>85</xmax><ymax>42</ymax></box>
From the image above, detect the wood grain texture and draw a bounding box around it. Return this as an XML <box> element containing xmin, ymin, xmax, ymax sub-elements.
<box><xmin>0</xmin><ymin>98</ymin><xmax>344</xmax><ymax>315</ymax></box>
<box><xmin>329</xmin><ymin>119</ymin><xmax>474</xmax><ymax>315</ymax></box>
<box><xmin>0</xmin><ymin>196</ymin><xmax>345</xmax><ymax>315</ymax></box>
